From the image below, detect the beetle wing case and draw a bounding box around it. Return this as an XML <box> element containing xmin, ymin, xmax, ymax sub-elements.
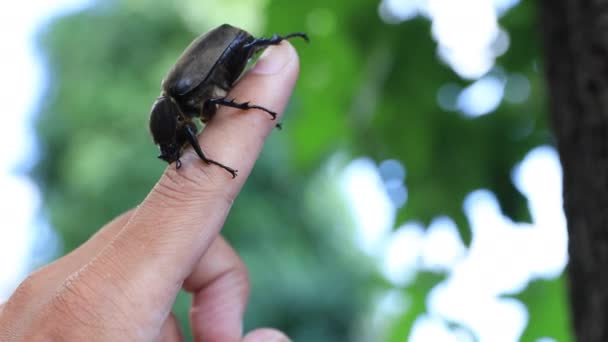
<box><xmin>162</xmin><ymin>24</ymin><xmax>250</xmax><ymax>96</ymax></box>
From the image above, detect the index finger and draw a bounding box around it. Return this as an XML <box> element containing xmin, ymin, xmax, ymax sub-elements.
<box><xmin>62</xmin><ymin>42</ymin><xmax>299</xmax><ymax>331</ymax></box>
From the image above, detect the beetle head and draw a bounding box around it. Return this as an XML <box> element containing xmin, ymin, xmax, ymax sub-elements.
<box><xmin>149</xmin><ymin>95</ymin><xmax>184</xmax><ymax>163</ymax></box>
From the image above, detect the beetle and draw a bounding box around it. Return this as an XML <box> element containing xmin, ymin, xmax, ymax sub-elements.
<box><xmin>149</xmin><ymin>24</ymin><xmax>308</xmax><ymax>178</ymax></box>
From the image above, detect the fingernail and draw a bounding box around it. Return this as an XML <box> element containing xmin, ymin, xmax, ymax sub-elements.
<box><xmin>251</xmin><ymin>44</ymin><xmax>294</xmax><ymax>75</ymax></box>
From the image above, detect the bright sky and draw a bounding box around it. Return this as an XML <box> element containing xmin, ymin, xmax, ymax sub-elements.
<box><xmin>0</xmin><ymin>0</ymin><xmax>91</xmax><ymax>300</ymax></box>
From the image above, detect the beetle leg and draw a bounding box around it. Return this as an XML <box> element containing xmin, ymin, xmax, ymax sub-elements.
<box><xmin>206</xmin><ymin>97</ymin><xmax>277</xmax><ymax>120</ymax></box>
<box><xmin>243</xmin><ymin>32</ymin><xmax>309</xmax><ymax>51</ymax></box>
<box><xmin>184</xmin><ymin>124</ymin><xmax>238</xmax><ymax>178</ymax></box>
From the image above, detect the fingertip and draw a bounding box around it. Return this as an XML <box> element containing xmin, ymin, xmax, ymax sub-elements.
<box><xmin>251</xmin><ymin>41</ymin><xmax>300</xmax><ymax>76</ymax></box>
<box><xmin>243</xmin><ymin>328</ymin><xmax>292</xmax><ymax>342</ymax></box>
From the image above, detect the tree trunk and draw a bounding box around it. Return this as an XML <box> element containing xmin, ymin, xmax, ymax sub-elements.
<box><xmin>539</xmin><ymin>1</ymin><xmax>608</xmax><ymax>340</ymax></box>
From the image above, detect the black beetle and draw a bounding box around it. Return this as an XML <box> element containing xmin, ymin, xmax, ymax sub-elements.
<box><xmin>149</xmin><ymin>24</ymin><xmax>308</xmax><ymax>177</ymax></box>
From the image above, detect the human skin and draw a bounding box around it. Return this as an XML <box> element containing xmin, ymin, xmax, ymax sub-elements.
<box><xmin>0</xmin><ymin>42</ymin><xmax>299</xmax><ymax>342</ymax></box>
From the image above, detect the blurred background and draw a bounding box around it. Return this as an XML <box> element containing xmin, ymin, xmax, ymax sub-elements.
<box><xmin>0</xmin><ymin>0</ymin><xmax>572</xmax><ymax>341</ymax></box>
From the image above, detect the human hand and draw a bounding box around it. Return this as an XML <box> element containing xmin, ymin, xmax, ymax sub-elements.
<box><xmin>0</xmin><ymin>42</ymin><xmax>299</xmax><ymax>341</ymax></box>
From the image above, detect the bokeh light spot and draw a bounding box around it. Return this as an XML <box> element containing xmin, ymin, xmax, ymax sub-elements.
<box><xmin>457</xmin><ymin>75</ymin><xmax>505</xmax><ymax>117</ymax></box>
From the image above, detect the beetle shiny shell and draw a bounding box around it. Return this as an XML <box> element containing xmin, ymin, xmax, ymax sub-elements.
<box><xmin>149</xmin><ymin>24</ymin><xmax>308</xmax><ymax>177</ymax></box>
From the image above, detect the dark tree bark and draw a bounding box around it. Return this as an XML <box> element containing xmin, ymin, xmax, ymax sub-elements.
<box><xmin>540</xmin><ymin>1</ymin><xmax>608</xmax><ymax>340</ymax></box>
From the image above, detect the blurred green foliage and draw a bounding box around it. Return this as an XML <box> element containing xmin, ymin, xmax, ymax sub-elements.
<box><xmin>33</xmin><ymin>0</ymin><xmax>570</xmax><ymax>340</ymax></box>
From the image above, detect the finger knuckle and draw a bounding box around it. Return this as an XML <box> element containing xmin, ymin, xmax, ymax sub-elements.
<box><xmin>5</xmin><ymin>276</ymin><xmax>97</xmax><ymax>341</ymax></box>
<box><xmin>9</xmin><ymin>275</ymin><xmax>37</xmax><ymax>303</ymax></box>
<box><xmin>6</xmin><ymin>269</ymin><xmax>47</xmax><ymax>307</ymax></box>
<box><xmin>233</xmin><ymin>257</ymin><xmax>249</xmax><ymax>283</ymax></box>
<box><xmin>0</xmin><ymin>271</ymin><xmax>55</xmax><ymax>340</ymax></box>
<box><xmin>233</xmin><ymin>260</ymin><xmax>250</xmax><ymax>298</ymax></box>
